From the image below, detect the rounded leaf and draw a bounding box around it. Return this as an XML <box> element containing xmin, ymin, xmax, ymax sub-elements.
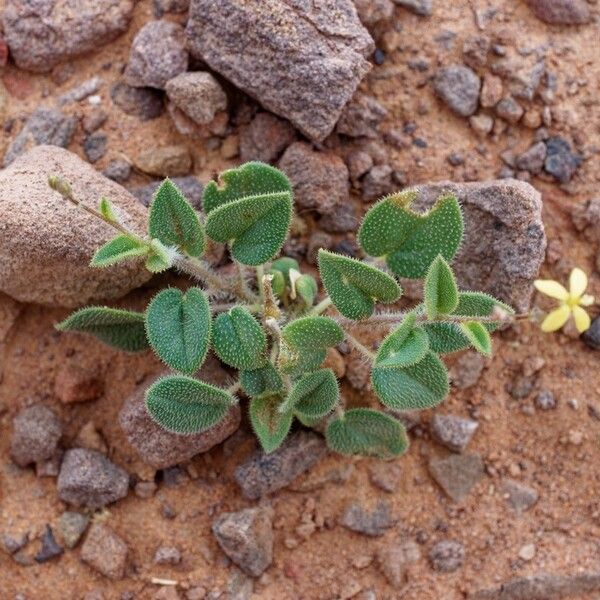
<box><xmin>282</xmin><ymin>316</ymin><xmax>344</xmax><ymax>352</ymax></box>
<box><xmin>459</xmin><ymin>321</ymin><xmax>492</xmax><ymax>356</ymax></box>
<box><xmin>326</xmin><ymin>408</ymin><xmax>408</xmax><ymax>459</ymax></box>
<box><xmin>91</xmin><ymin>235</ymin><xmax>148</xmax><ymax>267</ymax></box>
<box><xmin>249</xmin><ymin>393</ymin><xmax>293</xmax><ymax>454</ymax></box>
<box><xmin>240</xmin><ymin>364</ymin><xmax>284</xmax><ymax>398</ymax></box>
<box><xmin>371</xmin><ymin>351</ymin><xmax>449</xmax><ymax>410</ymax></box>
<box><xmin>295</xmin><ymin>274</ymin><xmax>318</xmax><ymax>306</ymax></box>
<box><xmin>57</xmin><ymin>307</ymin><xmax>149</xmax><ymax>352</ymax></box>
<box><xmin>359</xmin><ymin>191</ymin><xmax>464</xmax><ymax>278</ymax></box>
<box><xmin>149</xmin><ymin>179</ymin><xmax>205</xmax><ymax>257</ymax></box>
<box><xmin>270</xmin><ymin>257</ymin><xmax>300</xmax><ymax>283</ymax></box>
<box><xmin>375</xmin><ymin>313</ymin><xmax>429</xmax><ymax>368</ymax></box>
<box><xmin>145</xmin><ymin>287</ymin><xmax>211</xmax><ymax>374</ymax></box>
<box><xmin>280</xmin><ymin>369</ymin><xmax>339</xmax><ymax>419</ymax></box>
<box><xmin>424</xmin><ymin>255</ymin><xmax>459</xmax><ymax>319</ymax></box>
<box><xmin>318</xmin><ymin>250</ymin><xmax>401</xmax><ymax>320</ymax></box>
<box><xmin>212</xmin><ymin>307</ymin><xmax>266</xmax><ymax>370</ymax></box>
<box><xmin>145</xmin><ymin>375</ymin><xmax>234</xmax><ymax>434</ymax></box>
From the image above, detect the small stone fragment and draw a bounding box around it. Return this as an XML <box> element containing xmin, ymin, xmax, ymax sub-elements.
<box><xmin>340</xmin><ymin>501</ymin><xmax>394</xmax><ymax>537</ymax></box>
<box><xmin>502</xmin><ymin>479</ymin><xmax>538</xmax><ymax>514</ymax></box>
<box><xmin>544</xmin><ymin>136</ymin><xmax>581</xmax><ymax>183</ymax></box>
<box><xmin>81</xmin><ymin>523</ymin><xmax>128</xmax><ymax>580</ymax></box>
<box><xmin>57</xmin><ymin>448</ymin><xmax>129</xmax><ymax>508</ymax></box>
<box><xmin>239</xmin><ymin>113</ymin><xmax>296</xmax><ymax>164</ymax></box>
<box><xmin>347</xmin><ymin>150</ymin><xmax>374</xmax><ymax>182</ymax></box>
<box><xmin>428</xmin><ymin>540</ymin><xmax>465</xmax><ymax>573</ymax></box>
<box><xmin>279</xmin><ymin>142</ymin><xmax>349</xmax><ymax>215</ymax></box>
<box><xmin>103</xmin><ymin>159</ymin><xmax>132</xmax><ymax>183</ymax></box>
<box><xmin>337</xmin><ymin>94</ymin><xmax>387</xmax><ymax>138</ymax></box>
<box><xmin>82</xmin><ymin>109</ymin><xmax>108</xmax><ymax>134</ymax></box>
<box><xmin>429</xmin><ymin>454</ymin><xmax>484</xmax><ymax>502</ymax></box>
<box><xmin>353</xmin><ymin>0</ymin><xmax>394</xmax><ymax>26</ymax></box>
<box><xmin>10</xmin><ymin>405</ymin><xmax>62</xmax><ymax>468</ymax></box>
<box><xmin>361</xmin><ymin>164</ymin><xmax>394</xmax><ymax>202</ymax></box>
<box><xmin>480</xmin><ymin>74</ymin><xmax>503</xmax><ymax>108</ymax></box>
<box><xmin>58</xmin><ymin>511</ymin><xmax>90</xmax><ymax>549</ymax></box>
<box><xmin>495</xmin><ymin>97</ymin><xmax>524</xmax><ymax>124</ymax></box>
<box><xmin>368</xmin><ymin>463</ymin><xmax>402</xmax><ymax>493</ymax></box>
<box><xmin>125</xmin><ymin>21</ymin><xmax>188</xmax><ymax>89</ymax></box>
<box><xmin>135</xmin><ymin>146</ymin><xmax>192</xmax><ymax>177</ymax></box>
<box><xmin>433</xmin><ymin>65</ymin><xmax>480</xmax><ymax>117</ymax></box>
<box><xmin>235</xmin><ymin>432</ymin><xmax>327</xmax><ymax>500</ymax></box>
<box><xmin>83</xmin><ymin>133</ymin><xmax>108</xmax><ymax>164</ymax></box>
<box><xmin>516</xmin><ymin>142</ymin><xmax>547</xmax><ymax>174</ymax></box>
<box><xmin>469</xmin><ymin>114</ymin><xmax>494</xmax><ymax>136</ymax></box>
<box><xmin>35</xmin><ymin>525</ymin><xmax>63</xmax><ymax>563</ymax></box>
<box><xmin>519</xmin><ymin>543</ymin><xmax>536</xmax><ymax>561</ymax></box>
<box><xmin>431</xmin><ymin>415</ymin><xmax>478</xmax><ymax>453</ymax></box>
<box><xmin>58</xmin><ymin>77</ymin><xmax>103</xmax><ymax>106</ymax></box>
<box><xmin>212</xmin><ymin>507</ymin><xmax>273</xmax><ymax>577</ymax></box>
<box><xmin>535</xmin><ymin>389</ymin><xmax>556</xmax><ymax>410</ymax></box>
<box><xmin>111</xmin><ymin>82</ymin><xmax>165</xmax><ymax>120</ymax></box>
<box><xmin>154</xmin><ymin>546</ymin><xmax>182</xmax><ymax>565</ymax></box>
<box><xmin>74</xmin><ymin>421</ymin><xmax>108</xmax><ymax>454</ymax></box>
<box><xmin>526</xmin><ymin>0</ymin><xmax>590</xmax><ymax>25</ymax></box>
<box><xmin>377</xmin><ymin>540</ymin><xmax>420</xmax><ymax>588</ymax></box>
<box><xmin>462</xmin><ymin>35</ymin><xmax>490</xmax><ymax>69</ymax></box>
<box><xmin>450</xmin><ymin>352</ymin><xmax>485</xmax><ymax>390</ymax></box>
<box><xmin>166</xmin><ymin>72</ymin><xmax>227</xmax><ymax>125</ymax></box>
<box><xmin>54</xmin><ymin>364</ymin><xmax>103</xmax><ymax>404</ymax></box>
<box><xmin>393</xmin><ymin>0</ymin><xmax>433</xmax><ymax>16</ymax></box>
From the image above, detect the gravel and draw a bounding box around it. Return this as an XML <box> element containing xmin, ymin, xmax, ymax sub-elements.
<box><xmin>339</xmin><ymin>501</ymin><xmax>394</xmax><ymax>537</ymax></box>
<box><xmin>428</xmin><ymin>453</ymin><xmax>485</xmax><ymax>502</ymax></box>
<box><xmin>431</xmin><ymin>414</ymin><xmax>478</xmax><ymax>453</ymax></box>
<box><xmin>429</xmin><ymin>539</ymin><xmax>465</xmax><ymax>573</ymax></box>
<box><xmin>10</xmin><ymin>405</ymin><xmax>62</xmax><ymax>468</ymax></box>
<box><xmin>433</xmin><ymin>65</ymin><xmax>480</xmax><ymax>117</ymax></box>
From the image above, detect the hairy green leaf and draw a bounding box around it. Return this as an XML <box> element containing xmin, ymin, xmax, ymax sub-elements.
<box><xmin>145</xmin><ymin>287</ymin><xmax>211</xmax><ymax>374</ymax></box>
<box><xmin>145</xmin><ymin>375</ymin><xmax>233</xmax><ymax>434</ymax></box>
<box><xmin>372</xmin><ymin>351</ymin><xmax>449</xmax><ymax>410</ymax></box>
<box><xmin>295</xmin><ymin>274</ymin><xmax>318</xmax><ymax>306</ymax></box>
<box><xmin>282</xmin><ymin>316</ymin><xmax>344</xmax><ymax>352</ymax></box>
<box><xmin>279</xmin><ymin>348</ymin><xmax>327</xmax><ymax>377</ymax></box>
<box><xmin>280</xmin><ymin>369</ymin><xmax>339</xmax><ymax>419</ymax></box>
<box><xmin>271</xmin><ymin>257</ymin><xmax>300</xmax><ymax>282</ymax></box>
<box><xmin>375</xmin><ymin>313</ymin><xmax>429</xmax><ymax>368</ymax></box>
<box><xmin>203</xmin><ymin>162</ymin><xmax>292</xmax><ymax>214</ymax></box>
<box><xmin>249</xmin><ymin>393</ymin><xmax>293</xmax><ymax>454</ymax></box>
<box><xmin>460</xmin><ymin>321</ymin><xmax>492</xmax><ymax>356</ymax></box>
<box><xmin>359</xmin><ymin>191</ymin><xmax>464</xmax><ymax>278</ymax></box>
<box><xmin>149</xmin><ymin>179</ymin><xmax>205</xmax><ymax>257</ymax></box>
<box><xmin>56</xmin><ymin>307</ymin><xmax>148</xmax><ymax>352</ymax></box>
<box><xmin>240</xmin><ymin>364</ymin><xmax>284</xmax><ymax>398</ymax></box>
<box><xmin>318</xmin><ymin>250</ymin><xmax>402</xmax><ymax>320</ymax></box>
<box><xmin>91</xmin><ymin>235</ymin><xmax>148</xmax><ymax>267</ymax></box>
<box><xmin>145</xmin><ymin>239</ymin><xmax>173</xmax><ymax>273</ymax></box>
<box><xmin>269</xmin><ymin>270</ymin><xmax>286</xmax><ymax>296</ymax></box>
<box><xmin>326</xmin><ymin>408</ymin><xmax>408</xmax><ymax>458</ymax></box>
<box><xmin>205</xmin><ymin>192</ymin><xmax>292</xmax><ymax>265</ymax></box>
<box><xmin>212</xmin><ymin>307</ymin><xmax>266</xmax><ymax>369</ymax></box>
<box><xmin>99</xmin><ymin>197</ymin><xmax>118</xmax><ymax>222</ymax></box>
<box><xmin>424</xmin><ymin>255</ymin><xmax>459</xmax><ymax>319</ymax></box>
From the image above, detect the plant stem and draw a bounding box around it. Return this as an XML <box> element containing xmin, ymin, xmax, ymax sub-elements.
<box><xmin>345</xmin><ymin>332</ymin><xmax>375</xmax><ymax>360</ymax></box>
<box><xmin>233</xmin><ymin>259</ymin><xmax>258</xmax><ymax>303</ymax></box>
<box><xmin>256</xmin><ymin>265</ymin><xmax>265</xmax><ymax>301</ymax></box>
<box><xmin>227</xmin><ymin>381</ymin><xmax>241</xmax><ymax>396</ymax></box>
<box><xmin>309</xmin><ymin>296</ymin><xmax>333</xmax><ymax>316</ymax></box>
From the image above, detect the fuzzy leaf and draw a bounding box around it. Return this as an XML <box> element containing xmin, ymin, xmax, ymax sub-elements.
<box><xmin>145</xmin><ymin>287</ymin><xmax>211</xmax><ymax>374</ymax></box>
<box><xmin>56</xmin><ymin>307</ymin><xmax>148</xmax><ymax>352</ymax></box>
<box><xmin>280</xmin><ymin>369</ymin><xmax>339</xmax><ymax>419</ymax></box>
<box><xmin>279</xmin><ymin>348</ymin><xmax>327</xmax><ymax>377</ymax></box>
<box><xmin>270</xmin><ymin>257</ymin><xmax>300</xmax><ymax>283</ymax></box>
<box><xmin>145</xmin><ymin>375</ymin><xmax>233</xmax><ymax>434</ymax></box>
<box><xmin>375</xmin><ymin>313</ymin><xmax>429</xmax><ymax>368</ymax></box>
<box><xmin>149</xmin><ymin>179</ymin><xmax>204</xmax><ymax>257</ymax></box>
<box><xmin>212</xmin><ymin>307</ymin><xmax>266</xmax><ymax>369</ymax></box>
<box><xmin>459</xmin><ymin>321</ymin><xmax>492</xmax><ymax>356</ymax></box>
<box><xmin>318</xmin><ymin>250</ymin><xmax>402</xmax><ymax>320</ymax></box>
<box><xmin>249</xmin><ymin>393</ymin><xmax>293</xmax><ymax>454</ymax></box>
<box><xmin>269</xmin><ymin>270</ymin><xmax>286</xmax><ymax>296</ymax></box>
<box><xmin>424</xmin><ymin>255</ymin><xmax>459</xmax><ymax>319</ymax></box>
<box><xmin>295</xmin><ymin>274</ymin><xmax>318</xmax><ymax>306</ymax></box>
<box><xmin>326</xmin><ymin>408</ymin><xmax>408</xmax><ymax>459</ymax></box>
<box><xmin>205</xmin><ymin>192</ymin><xmax>292</xmax><ymax>265</ymax></box>
<box><xmin>99</xmin><ymin>197</ymin><xmax>118</xmax><ymax>222</ymax></box>
<box><xmin>372</xmin><ymin>351</ymin><xmax>449</xmax><ymax>410</ymax></box>
<box><xmin>145</xmin><ymin>239</ymin><xmax>173</xmax><ymax>273</ymax></box>
<box><xmin>359</xmin><ymin>191</ymin><xmax>464</xmax><ymax>278</ymax></box>
<box><xmin>423</xmin><ymin>292</ymin><xmax>513</xmax><ymax>354</ymax></box>
<box><xmin>282</xmin><ymin>316</ymin><xmax>344</xmax><ymax>352</ymax></box>
<box><xmin>203</xmin><ymin>162</ymin><xmax>292</xmax><ymax>214</ymax></box>
<box><xmin>91</xmin><ymin>235</ymin><xmax>148</xmax><ymax>267</ymax></box>
<box><xmin>240</xmin><ymin>364</ymin><xmax>284</xmax><ymax>398</ymax></box>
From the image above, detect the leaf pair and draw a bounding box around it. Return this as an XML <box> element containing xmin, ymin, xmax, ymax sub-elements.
<box><xmin>203</xmin><ymin>162</ymin><xmax>293</xmax><ymax>266</ymax></box>
<box><xmin>359</xmin><ymin>191</ymin><xmax>464</xmax><ymax>278</ymax></box>
<box><xmin>318</xmin><ymin>250</ymin><xmax>402</xmax><ymax>320</ymax></box>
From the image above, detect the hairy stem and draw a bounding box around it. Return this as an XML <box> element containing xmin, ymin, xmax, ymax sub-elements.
<box><xmin>309</xmin><ymin>296</ymin><xmax>333</xmax><ymax>316</ymax></box>
<box><xmin>345</xmin><ymin>332</ymin><xmax>375</xmax><ymax>360</ymax></box>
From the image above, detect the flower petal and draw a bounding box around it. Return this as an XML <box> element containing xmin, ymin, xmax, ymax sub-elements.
<box><xmin>580</xmin><ymin>294</ymin><xmax>595</xmax><ymax>307</ymax></box>
<box><xmin>569</xmin><ymin>268</ymin><xmax>588</xmax><ymax>298</ymax></box>
<box><xmin>534</xmin><ymin>280</ymin><xmax>569</xmax><ymax>301</ymax></box>
<box><xmin>572</xmin><ymin>305</ymin><xmax>591</xmax><ymax>333</ymax></box>
<box><xmin>541</xmin><ymin>305</ymin><xmax>570</xmax><ymax>332</ymax></box>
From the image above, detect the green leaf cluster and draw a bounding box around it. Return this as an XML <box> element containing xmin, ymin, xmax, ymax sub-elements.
<box><xmin>56</xmin><ymin>162</ymin><xmax>512</xmax><ymax>459</ymax></box>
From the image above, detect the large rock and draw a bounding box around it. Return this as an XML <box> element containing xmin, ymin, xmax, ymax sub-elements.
<box><xmin>413</xmin><ymin>179</ymin><xmax>546</xmax><ymax>312</ymax></box>
<box><xmin>119</xmin><ymin>360</ymin><xmax>241</xmax><ymax>469</ymax></box>
<box><xmin>186</xmin><ymin>0</ymin><xmax>373</xmax><ymax>142</ymax></box>
<box><xmin>525</xmin><ymin>0</ymin><xmax>591</xmax><ymax>25</ymax></box>
<box><xmin>0</xmin><ymin>146</ymin><xmax>151</xmax><ymax>307</ymax></box>
<box><xmin>2</xmin><ymin>0</ymin><xmax>134</xmax><ymax>73</ymax></box>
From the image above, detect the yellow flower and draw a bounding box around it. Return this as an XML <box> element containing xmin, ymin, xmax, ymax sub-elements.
<box><xmin>534</xmin><ymin>268</ymin><xmax>594</xmax><ymax>333</ymax></box>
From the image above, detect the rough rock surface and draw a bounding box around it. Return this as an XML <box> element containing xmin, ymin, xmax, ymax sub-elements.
<box><xmin>57</xmin><ymin>448</ymin><xmax>130</xmax><ymax>508</ymax></box>
<box><xmin>429</xmin><ymin>540</ymin><xmax>465</xmax><ymax>573</ymax></box>
<box><xmin>80</xmin><ymin>524</ymin><xmax>128</xmax><ymax>580</ymax></box>
<box><xmin>186</xmin><ymin>0</ymin><xmax>374</xmax><ymax>142</ymax></box>
<box><xmin>239</xmin><ymin>113</ymin><xmax>296</xmax><ymax>164</ymax></box>
<box><xmin>234</xmin><ymin>431</ymin><xmax>328</xmax><ymax>500</ymax></box>
<box><xmin>119</xmin><ymin>363</ymin><xmax>241</xmax><ymax>469</ymax></box>
<box><xmin>428</xmin><ymin>453</ymin><xmax>485</xmax><ymax>502</ymax></box>
<box><xmin>433</xmin><ymin>65</ymin><xmax>481</xmax><ymax>117</ymax></box>
<box><xmin>0</xmin><ymin>146</ymin><xmax>150</xmax><ymax>307</ymax></box>
<box><xmin>525</xmin><ymin>0</ymin><xmax>591</xmax><ymax>25</ymax></box>
<box><xmin>10</xmin><ymin>405</ymin><xmax>62</xmax><ymax>468</ymax></box>
<box><xmin>414</xmin><ymin>179</ymin><xmax>546</xmax><ymax>312</ymax></box>
<box><xmin>125</xmin><ymin>21</ymin><xmax>188</xmax><ymax>90</ymax></box>
<box><xmin>340</xmin><ymin>501</ymin><xmax>394</xmax><ymax>536</ymax></box>
<box><xmin>212</xmin><ymin>507</ymin><xmax>273</xmax><ymax>577</ymax></box>
<box><xmin>431</xmin><ymin>414</ymin><xmax>478</xmax><ymax>453</ymax></box>
<box><xmin>131</xmin><ymin>176</ymin><xmax>204</xmax><ymax>209</ymax></box>
<box><xmin>279</xmin><ymin>142</ymin><xmax>350</xmax><ymax>215</ymax></box>
<box><xmin>2</xmin><ymin>0</ymin><xmax>134</xmax><ymax>73</ymax></box>
<box><xmin>165</xmin><ymin>72</ymin><xmax>227</xmax><ymax>125</ymax></box>
<box><xmin>111</xmin><ymin>82</ymin><xmax>165</xmax><ymax>121</ymax></box>
<box><xmin>4</xmin><ymin>107</ymin><xmax>77</xmax><ymax>166</ymax></box>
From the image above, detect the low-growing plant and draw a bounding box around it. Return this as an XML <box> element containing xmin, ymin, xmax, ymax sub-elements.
<box><xmin>49</xmin><ymin>162</ymin><xmax>514</xmax><ymax>459</ymax></box>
